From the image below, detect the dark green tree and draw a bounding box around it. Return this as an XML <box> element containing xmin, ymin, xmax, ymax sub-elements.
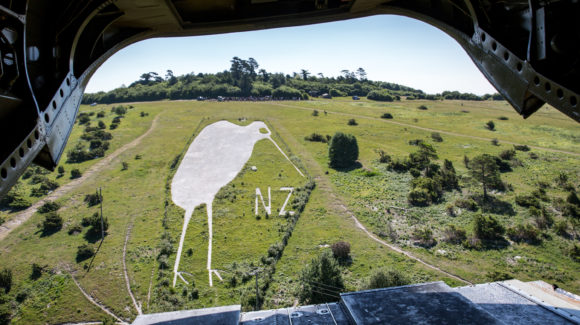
<box><xmin>328</xmin><ymin>132</ymin><xmax>359</xmax><ymax>168</ymax></box>
<box><xmin>473</xmin><ymin>214</ymin><xmax>505</xmax><ymax>240</ymax></box>
<box><xmin>299</xmin><ymin>250</ymin><xmax>344</xmax><ymax>304</ymax></box>
<box><xmin>364</xmin><ymin>268</ymin><xmax>409</xmax><ymax>290</ymax></box>
<box><xmin>469</xmin><ymin>154</ymin><xmax>501</xmax><ymax>199</ymax></box>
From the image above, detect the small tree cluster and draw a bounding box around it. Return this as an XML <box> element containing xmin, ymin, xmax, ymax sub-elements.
<box><xmin>328</xmin><ymin>132</ymin><xmax>359</xmax><ymax>169</ymax></box>
<box><xmin>367</xmin><ymin>89</ymin><xmax>395</xmax><ymax>102</ymax></box>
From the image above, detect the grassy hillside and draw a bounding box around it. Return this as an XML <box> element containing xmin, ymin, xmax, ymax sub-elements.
<box><xmin>0</xmin><ymin>98</ymin><xmax>578</xmax><ymax>323</ymax></box>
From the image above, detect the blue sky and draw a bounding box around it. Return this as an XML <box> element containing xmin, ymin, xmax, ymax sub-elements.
<box><xmin>86</xmin><ymin>15</ymin><xmax>496</xmax><ymax>95</ymax></box>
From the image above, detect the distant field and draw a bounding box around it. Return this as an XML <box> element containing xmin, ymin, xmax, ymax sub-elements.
<box><xmin>0</xmin><ymin>98</ymin><xmax>578</xmax><ymax>323</ymax></box>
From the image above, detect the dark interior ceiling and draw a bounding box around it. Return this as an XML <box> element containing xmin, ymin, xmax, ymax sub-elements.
<box><xmin>0</xmin><ymin>0</ymin><xmax>578</xmax><ymax>198</ymax></box>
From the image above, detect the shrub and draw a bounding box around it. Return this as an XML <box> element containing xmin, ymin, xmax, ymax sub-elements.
<box><xmin>304</xmin><ymin>133</ymin><xmax>327</xmax><ymax>143</ymax></box>
<box><xmin>412</xmin><ymin>228</ymin><xmax>436</xmax><ymax>247</ymax></box>
<box><xmin>68</xmin><ymin>224</ymin><xmax>82</xmax><ymax>235</ymax></box>
<box><xmin>388</xmin><ymin>158</ymin><xmax>410</xmax><ymax>173</ymax></box>
<box><xmin>491</xmin><ymin>138</ymin><xmax>499</xmax><ymax>146</ymax></box>
<box><xmin>431</xmin><ymin>132</ymin><xmax>443</xmax><ymax>142</ymax></box>
<box><xmin>409</xmin><ymin>177</ymin><xmax>442</xmax><ymax>206</ymax></box>
<box><xmin>347</xmin><ymin>118</ymin><xmax>358</xmax><ymax>126</ymax></box>
<box><xmin>70</xmin><ymin>169</ymin><xmax>82</xmax><ymax>179</ymax></box>
<box><xmin>567</xmin><ymin>191</ymin><xmax>580</xmax><ymax>207</ymax></box>
<box><xmin>0</xmin><ymin>269</ymin><xmax>12</xmax><ymax>293</ymax></box>
<box><xmin>569</xmin><ymin>244</ymin><xmax>580</xmax><ymax>262</ymax></box>
<box><xmin>84</xmin><ymin>192</ymin><xmax>101</xmax><ymax>207</ymax></box>
<box><xmin>113</xmin><ymin>105</ymin><xmax>127</xmax><ymax>115</ymax></box>
<box><xmin>486</xmin><ymin>271</ymin><xmax>512</xmax><ymax>281</ymax></box>
<box><xmin>380</xmin><ymin>113</ymin><xmax>393</xmax><ymax>119</ymax></box>
<box><xmin>507</xmin><ymin>224</ymin><xmax>540</xmax><ymax>244</ymax></box>
<box><xmin>329</xmin><ymin>88</ymin><xmax>346</xmax><ymax>97</ymax></box>
<box><xmin>38</xmin><ymin>201</ymin><xmax>60</xmax><ymax>213</ymax></box>
<box><xmin>554</xmin><ymin>220</ymin><xmax>569</xmax><ymax>236</ymax></box>
<box><xmin>328</xmin><ymin>132</ymin><xmax>359</xmax><ymax>168</ymax></box>
<box><xmin>97</xmin><ymin>111</ymin><xmax>105</xmax><ymax>118</ymax></box>
<box><xmin>31</xmin><ymin>263</ymin><xmax>44</xmax><ymax>279</ymax></box>
<box><xmin>57</xmin><ymin>166</ymin><xmax>65</xmax><ymax>175</ymax></box>
<box><xmin>42</xmin><ymin>212</ymin><xmax>63</xmax><ymax>232</ymax></box>
<box><xmin>443</xmin><ymin>225</ymin><xmax>466</xmax><ymax>244</ymax></box>
<box><xmin>298</xmin><ymin>251</ymin><xmax>344</xmax><ymax>304</ymax></box>
<box><xmin>409</xmin><ymin>168</ymin><xmax>421</xmax><ymax>178</ymax></box>
<box><xmin>485</xmin><ymin>120</ymin><xmax>495</xmax><ymax>130</ymax></box>
<box><xmin>78</xmin><ymin>114</ymin><xmax>90</xmax><ymax>125</ymax></box>
<box><xmin>530</xmin><ymin>206</ymin><xmax>553</xmax><ymax>229</ymax></box>
<box><xmin>312</xmin><ymin>110</ymin><xmax>319</xmax><ymax>116</ymax></box>
<box><xmin>498</xmin><ymin>116</ymin><xmax>509</xmax><ymax>120</ymax></box>
<box><xmin>376</xmin><ymin>149</ymin><xmax>391</xmax><ymax>163</ymax></box>
<box><xmin>364</xmin><ymin>268</ymin><xmax>410</xmax><ymax>290</ymax></box>
<box><xmin>367</xmin><ymin>89</ymin><xmax>394</xmax><ymax>102</ymax></box>
<box><xmin>85</xmin><ymin>212</ymin><xmax>109</xmax><ymax>236</ymax></box>
<box><xmin>417</xmin><ymin>105</ymin><xmax>428</xmax><ymax>110</ymax></box>
<box><xmin>331</xmin><ymin>241</ymin><xmax>351</xmax><ymax>261</ymax></box>
<box><xmin>499</xmin><ymin>149</ymin><xmax>516</xmax><ymax>160</ymax></box>
<box><xmin>408</xmin><ymin>188</ymin><xmax>430</xmax><ymax>206</ymax></box>
<box><xmin>515</xmin><ymin>195</ymin><xmax>541</xmax><ymax>208</ymax></box>
<box><xmin>98</xmin><ymin>120</ymin><xmax>106</xmax><ymax>129</ymax></box>
<box><xmin>158</xmin><ymin>239</ymin><xmax>174</xmax><ymax>256</ymax></box>
<box><xmin>473</xmin><ymin>214</ymin><xmax>505</xmax><ymax>240</ymax></box>
<box><xmin>121</xmin><ymin>162</ymin><xmax>129</xmax><ymax>170</ymax></box>
<box><xmin>76</xmin><ymin>244</ymin><xmax>94</xmax><ymax>261</ymax></box>
<box><xmin>513</xmin><ymin>144</ymin><xmax>530</xmax><ymax>151</ymax></box>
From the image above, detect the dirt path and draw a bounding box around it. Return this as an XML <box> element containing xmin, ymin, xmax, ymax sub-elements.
<box><xmin>269</xmin><ymin>102</ymin><xmax>580</xmax><ymax>157</ymax></box>
<box><xmin>123</xmin><ymin>223</ymin><xmax>142</xmax><ymax>315</ymax></box>
<box><xmin>0</xmin><ymin>114</ymin><xmax>161</xmax><ymax>241</ymax></box>
<box><xmin>70</xmin><ymin>273</ymin><xmax>126</xmax><ymax>324</ymax></box>
<box><xmin>269</xmin><ymin>119</ymin><xmax>472</xmax><ymax>285</ymax></box>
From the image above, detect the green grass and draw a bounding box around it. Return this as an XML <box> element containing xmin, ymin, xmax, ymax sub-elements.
<box><xmin>0</xmin><ymin>98</ymin><xmax>578</xmax><ymax>323</ymax></box>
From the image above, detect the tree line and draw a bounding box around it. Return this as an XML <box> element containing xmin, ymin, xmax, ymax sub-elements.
<box><xmin>82</xmin><ymin>57</ymin><xmax>503</xmax><ymax>104</ymax></box>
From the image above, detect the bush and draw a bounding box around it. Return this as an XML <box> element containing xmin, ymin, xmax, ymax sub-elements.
<box><xmin>554</xmin><ymin>220</ymin><xmax>569</xmax><ymax>236</ymax></box>
<box><xmin>347</xmin><ymin>118</ymin><xmax>358</xmax><ymax>126</ymax></box>
<box><xmin>331</xmin><ymin>241</ymin><xmax>351</xmax><ymax>261</ymax></box>
<box><xmin>312</xmin><ymin>110</ymin><xmax>319</xmax><ymax>116</ymax></box>
<box><xmin>473</xmin><ymin>214</ymin><xmax>505</xmax><ymax>240</ymax></box>
<box><xmin>376</xmin><ymin>149</ymin><xmax>391</xmax><ymax>163</ymax></box>
<box><xmin>42</xmin><ymin>212</ymin><xmax>63</xmax><ymax>232</ymax></box>
<box><xmin>364</xmin><ymin>268</ymin><xmax>410</xmax><ymax>290</ymax></box>
<box><xmin>407</xmin><ymin>188</ymin><xmax>430</xmax><ymax>206</ymax></box>
<box><xmin>567</xmin><ymin>191</ymin><xmax>580</xmax><ymax>207</ymax></box>
<box><xmin>70</xmin><ymin>169</ymin><xmax>82</xmax><ymax>179</ymax></box>
<box><xmin>304</xmin><ymin>133</ymin><xmax>328</xmax><ymax>143</ymax></box>
<box><xmin>380</xmin><ymin>113</ymin><xmax>393</xmax><ymax>119</ymax></box>
<box><xmin>0</xmin><ymin>269</ymin><xmax>12</xmax><ymax>294</ymax></box>
<box><xmin>485</xmin><ymin>120</ymin><xmax>495</xmax><ymax>130</ymax></box>
<box><xmin>31</xmin><ymin>263</ymin><xmax>44</xmax><ymax>279</ymax></box>
<box><xmin>76</xmin><ymin>244</ymin><xmax>95</xmax><ymax>261</ymax></box>
<box><xmin>78</xmin><ymin>114</ymin><xmax>90</xmax><ymax>125</ymax></box>
<box><xmin>409</xmin><ymin>177</ymin><xmax>442</xmax><ymax>206</ymax></box>
<box><xmin>568</xmin><ymin>244</ymin><xmax>580</xmax><ymax>262</ymax></box>
<box><xmin>491</xmin><ymin>138</ymin><xmax>499</xmax><ymax>146</ymax></box>
<box><xmin>38</xmin><ymin>201</ymin><xmax>60</xmax><ymax>213</ymax></box>
<box><xmin>298</xmin><ymin>251</ymin><xmax>344</xmax><ymax>304</ymax></box>
<box><xmin>84</xmin><ymin>192</ymin><xmax>101</xmax><ymax>207</ymax></box>
<box><xmin>57</xmin><ymin>166</ymin><xmax>65</xmax><ymax>175</ymax></box>
<box><xmin>329</xmin><ymin>88</ymin><xmax>346</xmax><ymax>97</ymax></box>
<box><xmin>507</xmin><ymin>224</ymin><xmax>540</xmax><ymax>244</ymax></box>
<box><xmin>530</xmin><ymin>206</ymin><xmax>553</xmax><ymax>229</ymax></box>
<box><xmin>431</xmin><ymin>132</ymin><xmax>443</xmax><ymax>142</ymax></box>
<box><xmin>412</xmin><ymin>228</ymin><xmax>436</xmax><ymax>247</ymax></box>
<box><xmin>367</xmin><ymin>89</ymin><xmax>394</xmax><ymax>102</ymax></box>
<box><xmin>513</xmin><ymin>144</ymin><xmax>530</xmax><ymax>151</ymax></box>
<box><xmin>97</xmin><ymin>111</ymin><xmax>105</xmax><ymax>118</ymax></box>
<box><xmin>498</xmin><ymin>116</ymin><xmax>509</xmax><ymax>120</ymax></box>
<box><xmin>68</xmin><ymin>224</ymin><xmax>82</xmax><ymax>235</ymax></box>
<box><xmin>499</xmin><ymin>149</ymin><xmax>516</xmax><ymax>160</ymax></box>
<box><xmin>515</xmin><ymin>195</ymin><xmax>541</xmax><ymax>209</ymax></box>
<box><xmin>328</xmin><ymin>132</ymin><xmax>359</xmax><ymax>168</ymax></box>
<box><xmin>417</xmin><ymin>105</ymin><xmax>428</xmax><ymax>110</ymax></box>
<box><xmin>113</xmin><ymin>105</ymin><xmax>127</xmax><ymax>115</ymax></box>
<box><xmin>85</xmin><ymin>212</ymin><xmax>109</xmax><ymax>236</ymax></box>
<box><xmin>443</xmin><ymin>225</ymin><xmax>467</xmax><ymax>244</ymax></box>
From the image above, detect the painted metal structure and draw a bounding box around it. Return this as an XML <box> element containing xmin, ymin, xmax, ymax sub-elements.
<box><xmin>0</xmin><ymin>0</ymin><xmax>579</xmax><ymax>197</ymax></box>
